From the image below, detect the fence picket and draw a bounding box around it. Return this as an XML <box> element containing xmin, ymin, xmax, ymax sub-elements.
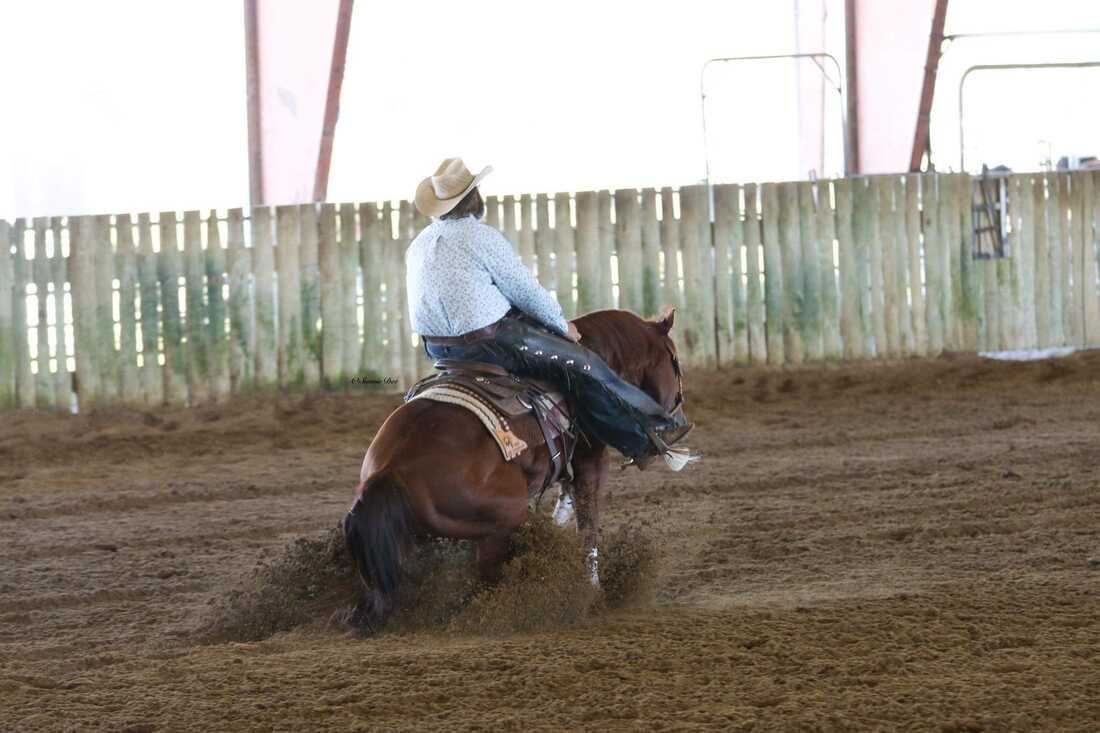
<box><xmin>1084</xmin><ymin>172</ymin><xmax>1100</xmax><ymax>343</ymax></box>
<box><xmin>1014</xmin><ymin>176</ymin><xmax>1037</xmax><ymax>350</ymax></box>
<box><xmin>598</xmin><ymin>191</ymin><xmax>615</xmax><ymax>309</ymax></box>
<box><xmin>640</xmin><ymin>187</ymin><xmax>661</xmax><ymax>317</ymax></box>
<box><xmin>816</xmin><ymin>180</ymin><xmax>842</xmax><ymax>359</ymax></box>
<box><xmin>251</xmin><ymin>206</ymin><xmax>277</xmax><ymax>389</ymax></box>
<box><xmin>797</xmin><ymin>181</ymin><xmax>823</xmax><ymax>360</ymax></box>
<box><xmin>889</xmin><ymin>177</ymin><xmax>913</xmax><ymax>355</ymax></box>
<box><xmin>761</xmin><ymin>183</ymin><xmax>785</xmax><ymax>365</ymax></box>
<box><xmin>115</xmin><ymin>214</ymin><xmax>141</xmax><ymax>404</ymax></box>
<box><xmin>535</xmin><ymin>194</ymin><xmax>554</xmax><ymax>296</ymax></box>
<box><xmin>742</xmin><ymin>184</ymin><xmax>766</xmax><ymax>364</ymax></box>
<box><xmin>554</xmin><ymin>192</ymin><xmax>576</xmax><ymax>318</ymax></box>
<box><xmin>319</xmin><ymin>203</ymin><xmax>343</xmax><ymax>387</ymax></box>
<box><xmin>714</xmin><ymin>183</ymin><xmax>745</xmax><ymax>363</ymax></box>
<box><xmin>225</xmin><ymin>209</ymin><xmax>253</xmax><ymax>393</ymax></box>
<box><xmin>340</xmin><ymin>203</ymin><xmax>361</xmax><ymax>378</ymax></box>
<box><xmin>659</xmin><ymin>187</ymin><xmax>682</xmax><ymax>317</ymax></box>
<box><xmin>183</xmin><ymin>211</ymin><xmax>210</xmax><ymax>403</ymax></box>
<box><xmin>298</xmin><ymin>204</ymin><xmax>322</xmax><ymax>387</ymax></box>
<box><xmin>50</xmin><ymin>218</ymin><xmax>72</xmax><ymax>408</ymax></box>
<box><xmin>359</xmin><ymin>202</ymin><xmax>384</xmax><ymax>378</ymax></box>
<box><xmin>32</xmin><ymin>218</ymin><xmax>55</xmax><ymax>407</ymax></box>
<box><xmin>519</xmin><ymin>194</ymin><xmax>536</xmax><ymax>273</ymax></box>
<box><xmin>0</xmin><ymin>222</ymin><xmax>16</xmax><ymax>408</ymax></box>
<box><xmin>614</xmin><ymin>189</ymin><xmax>641</xmax><ymax>315</ymax></box>
<box><xmin>574</xmin><ymin>191</ymin><xmax>600</xmax><ymax>315</ymax></box>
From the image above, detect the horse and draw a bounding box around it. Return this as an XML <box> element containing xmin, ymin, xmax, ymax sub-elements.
<box><xmin>342</xmin><ymin>305</ymin><xmax>687</xmax><ymax>630</ymax></box>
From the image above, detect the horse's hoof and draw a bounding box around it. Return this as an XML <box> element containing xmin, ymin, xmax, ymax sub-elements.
<box><xmin>553</xmin><ymin>493</ymin><xmax>575</xmax><ymax>527</ymax></box>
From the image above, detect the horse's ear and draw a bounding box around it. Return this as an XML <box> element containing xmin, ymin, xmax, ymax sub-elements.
<box><xmin>651</xmin><ymin>306</ymin><xmax>675</xmax><ymax>334</ymax></box>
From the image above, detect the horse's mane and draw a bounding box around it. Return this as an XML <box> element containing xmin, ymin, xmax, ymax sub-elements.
<box><xmin>572</xmin><ymin>309</ymin><xmax>663</xmax><ymax>385</ymax></box>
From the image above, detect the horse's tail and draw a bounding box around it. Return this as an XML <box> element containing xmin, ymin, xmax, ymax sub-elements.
<box><xmin>342</xmin><ymin>471</ymin><xmax>416</xmax><ymax>630</ymax></box>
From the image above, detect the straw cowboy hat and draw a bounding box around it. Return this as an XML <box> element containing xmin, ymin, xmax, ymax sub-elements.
<box><xmin>414</xmin><ymin>157</ymin><xmax>493</xmax><ymax>217</ymax></box>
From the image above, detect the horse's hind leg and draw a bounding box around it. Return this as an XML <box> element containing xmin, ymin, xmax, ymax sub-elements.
<box><xmin>475</xmin><ymin>534</ymin><xmax>511</xmax><ymax>583</ymax></box>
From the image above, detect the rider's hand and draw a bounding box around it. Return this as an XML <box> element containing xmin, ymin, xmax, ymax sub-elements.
<box><xmin>565</xmin><ymin>322</ymin><xmax>582</xmax><ymax>342</ymax></box>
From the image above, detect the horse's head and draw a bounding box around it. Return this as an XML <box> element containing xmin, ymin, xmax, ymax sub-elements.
<box><xmin>640</xmin><ymin>306</ymin><xmax>686</xmax><ymax>421</ymax></box>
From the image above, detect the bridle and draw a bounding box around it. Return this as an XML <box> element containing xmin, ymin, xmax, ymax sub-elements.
<box><xmin>665</xmin><ymin>341</ymin><xmax>685</xmax><ymax>419</ymax></box>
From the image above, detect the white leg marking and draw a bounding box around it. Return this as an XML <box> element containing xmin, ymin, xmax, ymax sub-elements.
<box><xmin>587</xmin><ymin>546</ymin><xmax>600</xmax><ymax>588</ymax></box>
<box><xmin>552</xmin><ymin>492</ymin><xmax>576</xmax><ymax>528</ymax></box>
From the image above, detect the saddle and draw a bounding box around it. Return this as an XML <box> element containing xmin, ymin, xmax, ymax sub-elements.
<box><xmin>404</xmin><ymin>359</ymin><xmax>579</xmax><ymax>495</ymax></box>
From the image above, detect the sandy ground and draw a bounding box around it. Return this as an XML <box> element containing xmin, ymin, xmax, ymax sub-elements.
<box><xmin>1</xmin><ymin>351</ymin><xmax>1099</xmax><ymax>732</ymax></box>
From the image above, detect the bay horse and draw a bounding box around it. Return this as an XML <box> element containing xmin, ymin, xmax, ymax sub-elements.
<box><xmin>343</xmin><ymin>306</ymin><xmax>687</xmax><ymax>630</ymax></box>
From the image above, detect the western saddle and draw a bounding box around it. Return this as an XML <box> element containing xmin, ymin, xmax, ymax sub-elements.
<box><xmin>403</xmin><ymin>359</ymin><xmax>579</xmax><ymax>495</ymax></box>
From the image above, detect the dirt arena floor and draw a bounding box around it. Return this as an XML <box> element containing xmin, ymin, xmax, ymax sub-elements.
<box><xmin>2</xmin><ymin>351</ymin><xmax>1099</xmax><ymax>732</ymax></box>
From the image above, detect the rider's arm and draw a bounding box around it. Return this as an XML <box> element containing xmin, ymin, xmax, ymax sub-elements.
<box><xmin>477</xmin><ymin>225</ymin><xmax>570</xmax><ymax>335</ymax></box>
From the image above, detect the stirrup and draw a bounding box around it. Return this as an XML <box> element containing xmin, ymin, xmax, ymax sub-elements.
<box><xmin>658</xmin><ymin>421</ymin><xmax>694</xmax><ymax>448</ymax></box>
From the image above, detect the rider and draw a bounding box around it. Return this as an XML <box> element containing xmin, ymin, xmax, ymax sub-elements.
<box><xmin>406</xmin><ymin>157</ymin><xmax>692</xmax><ymax>469</ymax></box>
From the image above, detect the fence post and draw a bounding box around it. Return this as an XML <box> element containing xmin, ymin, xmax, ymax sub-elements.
<box><xmin>1033</xmin><ymin>176</ymin><xmax>1051</xmax><ymax>348</ymax></box>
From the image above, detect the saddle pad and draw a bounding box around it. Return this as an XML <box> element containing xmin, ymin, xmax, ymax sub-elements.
<box><xmin>408</xmin><ymin>384</ymin><xmax>529</xmax><ymax>461</ymax></box>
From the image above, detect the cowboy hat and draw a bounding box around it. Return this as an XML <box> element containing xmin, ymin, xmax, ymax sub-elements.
<box><xmin>414</xmin><ymin>157</ymin><xmax>493</xmax><ymax>217</ymax></box>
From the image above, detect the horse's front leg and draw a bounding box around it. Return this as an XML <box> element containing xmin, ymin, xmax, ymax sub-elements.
<box><xmin>571</xmin><ymin>446</ymin><xmax>609</xmax><ymax>588</ymax></box>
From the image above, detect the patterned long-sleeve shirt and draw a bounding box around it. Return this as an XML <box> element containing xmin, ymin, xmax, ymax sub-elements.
<box><xmin>405</xmin><ymin>215</ymin><xmax>569</xmax><ymax>337</ymax></box>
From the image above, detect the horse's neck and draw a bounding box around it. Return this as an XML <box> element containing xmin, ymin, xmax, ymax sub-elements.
<box><xmin>582</xmin><ymin>315</ymin><xmax>647</xmax><ymax>384</ymax></box>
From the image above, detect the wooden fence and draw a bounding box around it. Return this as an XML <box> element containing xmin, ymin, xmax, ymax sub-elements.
<box><xmin>1</xmin><ymin>171</ymin><xmax>1099</xmax><ymax>412</ymax></box>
